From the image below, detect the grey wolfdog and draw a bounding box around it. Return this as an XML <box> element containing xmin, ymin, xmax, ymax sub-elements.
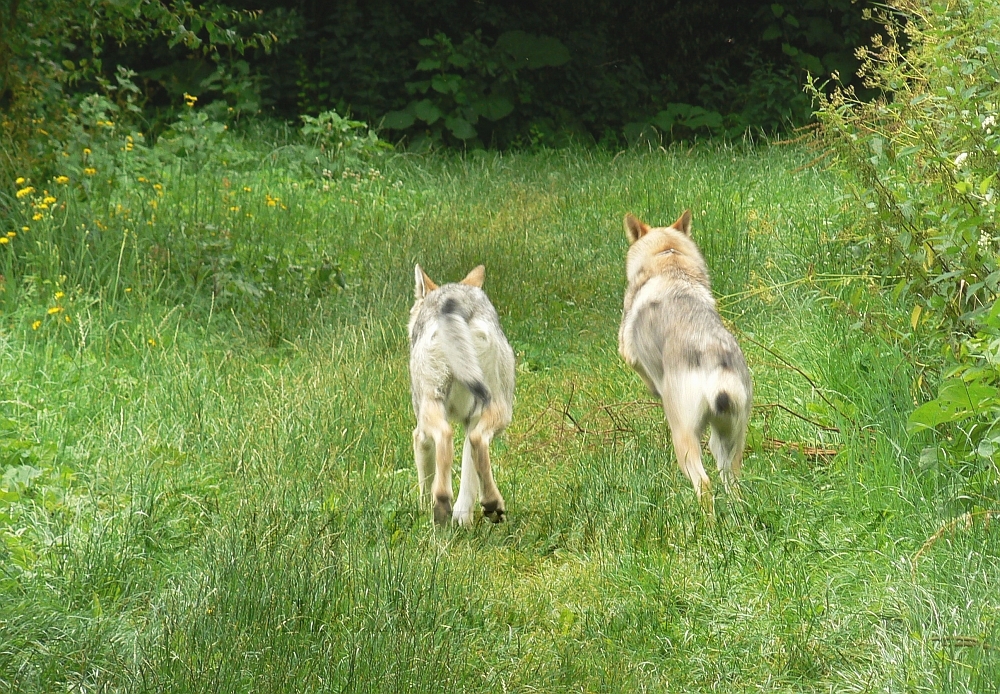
<box><xmin>409</xmin><ymin>264</ymin><xmax>515</xmax><ymax>526</ymax></box>
<box><xmin>618</xmin><ymin>211</ymin><xmax>752</xmax><ymax>514</ymax></box>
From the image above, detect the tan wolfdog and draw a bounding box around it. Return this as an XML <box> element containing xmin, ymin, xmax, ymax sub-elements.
<box><xmin>619</xmin><ymin>211</ymin><xmax>752</xmax><ymax>513</ymax></box>
<box><xmin>409</xmin><ymin>264</ymin><xmax>515</xmax><ymax>526</ymax></box>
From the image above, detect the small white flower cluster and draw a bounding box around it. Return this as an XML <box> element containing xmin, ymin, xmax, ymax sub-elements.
<box><xmin>954</xmin><ymin>152</ymin><xmax>969</xmax><ymax>168</ymax></box>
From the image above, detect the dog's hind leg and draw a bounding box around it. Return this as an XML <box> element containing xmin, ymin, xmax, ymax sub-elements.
<box><xmin>709</xmin><ymin>422</ymin><xmax>746</xmax><ymax>493</ymax></box>
<box><xmin>468</xmin><ymin>408</ymin><xmax>507</xmax><ymax>523</ymax></box>
<box><xmin>452</xmin><ymin>435</ymin><xmax>480</xmax><ymax>527</ymax></box>
<box><xmin>413</xmin><ymin>426</ymin><xmax>436</xmax><ymax>506</ymax></box>
<box><xmin>665</xmin><ymin>405</ymin><xmax>714</xmax><ymax>516</ymax></box>
<box><xmin>418</xmin><ymin>399</ymin><xmax>455</xmax><ymax>525</ymax></box>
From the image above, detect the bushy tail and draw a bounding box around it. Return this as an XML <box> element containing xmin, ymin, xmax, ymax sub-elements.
<box><xmin>440</xmin><ymin>297</ymin><xmax>491</xmax><ymax>408</ymax></box>
<box><xmin>708</xmin><ymin>368</ymin><xmax>750</xmax><ymax>420</ymax></box>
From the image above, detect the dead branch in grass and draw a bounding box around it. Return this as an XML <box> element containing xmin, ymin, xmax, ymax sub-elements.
<box><xmin>912</xmin><ymin>510</ymin><xmax>997</xmax><ymax>576</ymax></box>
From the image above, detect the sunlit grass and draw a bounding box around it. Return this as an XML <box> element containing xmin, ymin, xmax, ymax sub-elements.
<box><xmin>1</xmin><ymin>138</ymin><xmax>998</xmax><ymax>692</ymax></box>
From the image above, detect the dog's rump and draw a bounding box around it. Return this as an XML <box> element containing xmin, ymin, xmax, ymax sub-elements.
<box><xmin>626</xmin><ymin>284</ymin><xmax>751</xmax><ymax>414</ymax></box>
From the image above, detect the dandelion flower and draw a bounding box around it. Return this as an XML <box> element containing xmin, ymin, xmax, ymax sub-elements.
<box><xmin>21</xmin><ymin>226</ymin><xmax>28</xmax><ymax>232</ymax></box>
<box><xmin>7</xmin><ymin>231</ymin><xmax>16</xmax><ymax>238</ymax></box>
<box><xmin>229</xmin><ymin>206</ymin><xmax>240</xmax><ymax>212</ymax></box>
<box><xmin>43</xmin><ymin>196</ymin><xmax>56</xmax><ymax>205</ymax></box>
<box><xmin>184</xmin><ymin>93</ymin><xmax>198</xmax><ymax>107</ymax></box>
<box><xmin>64</xmin><ymin>315</ymin><xmax>71</xmax><ymax>323</ymax></box>
<box><xmin>138</xmin><ymin>176</ymin><xmax>147</xmax><ymax>183</ymax></box>
<box><xmin>125</xmin><ymin>287</ymin><xmax>132</xmax><ymax>293</ymax></box>
<box><xmin>55</xmin><ymin>175</ymin><xmax>69</xmax><ymax>184</ymax></box>
<box><xmin>32</xmin><ymin>320</ymin><xmax>41</xmax><ymax>330</ymax></box>
<box><xmin>32</xmin><ymin>213</ymin><xmax>43</xmax><ymax>221</ymax></box>
<box><xmin>47</xmin><ymin>306</ymin><xmax>63</xmax><ymax>315</ymax></box>
<box><xmin>16</xmin><ymin>186</ymin><xmax>34</xmax><ymax>198</ymax></box>
<box><xmin>83</xmin><ymin>148</ymin><xmax>91</xmax><ymax>155</ymax></box>
<box><xmin>0</xmin><ymin>237</ymin><xmax>8</xmax><ymax>245</ymax></box>
<box><xmin>153</xmin><ymin>183</ymin><xmax>163</xmax><ymax>191</ymax></box>
<box><xmin>55</xmin><ymin>291</ymin><xmax>64</xmax><ymax>299</ymax></box>
<box><xmin>243</xmin><ymin>186</ymin><xmax>252</xmax><ymax>192</ymax></box>
<box><xmin>84</xmin><ymin>167</ymin><xmax>96</xmax><ymax>176</ymax></box>
<box><xmin>148</xmin><ymin>338</ymin><xmax>157</xmax><ymax>347</ymax></box>
<box><xmin>15</xmin><ymin>177</ymin><xmax>25</xmax><ymax>185</ymax></box>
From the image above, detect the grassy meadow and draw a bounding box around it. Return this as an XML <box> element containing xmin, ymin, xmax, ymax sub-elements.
<box><xmin>2</xmin><ymin>136</ymin><xmax>998</xmax><ymax>692</ymax></box>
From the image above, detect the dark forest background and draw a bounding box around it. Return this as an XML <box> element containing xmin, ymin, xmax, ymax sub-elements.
<box><xmin>2</xmin><ymin>0</ymin><xmax>880</xmax><ymax>152</ymax></box>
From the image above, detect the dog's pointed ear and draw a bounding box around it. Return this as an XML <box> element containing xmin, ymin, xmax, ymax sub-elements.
<box><xmin>672</xmin><ymin>209</ymin><xmax>692</xmax><ymax>236</ymax></box>
<box><xmin>460</xmin><ymin>264</ymin><xmax>485</xmax><ymax>288</ymax></box>
<box><xmin>625</xmin><ymin>214</ymin><xmax>650</xmax><ymax>244</ymax></box>
<box><xmin>414</xmin><ymin>264</ymin><xmax>438</xmax><ymax>299</ymax></box>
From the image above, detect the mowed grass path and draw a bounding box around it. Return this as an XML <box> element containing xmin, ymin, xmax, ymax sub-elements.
<box><xmin>3</xmin><ymin>144</ymin><xmax>998</xmax><ymax>692</ymax></box>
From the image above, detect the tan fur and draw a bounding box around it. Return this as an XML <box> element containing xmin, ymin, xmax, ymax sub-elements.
<box><xmin>619</xmin><ymin>211</ymin><xmax>753</xmax><ymax>516</ymax></box>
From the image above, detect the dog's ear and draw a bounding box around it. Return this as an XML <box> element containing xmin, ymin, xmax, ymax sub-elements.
<box><xmin>624</xmin><ymin>214</ymin><xmax>650</xmax><ymax>244</ymax></box>
<box><xmin>671</xmin><ymin>209</ymin><xmax>692</xmax><ymax>236</ymax></box>
<box><xmin>414</xmin><ymin>264</ymin><xmax>438</xmax><ymax>299</ymax></box>
<box><xmin>460</xmin><ymin>265</ymin><xmax>485</xmax><ymax>288</ymax></box>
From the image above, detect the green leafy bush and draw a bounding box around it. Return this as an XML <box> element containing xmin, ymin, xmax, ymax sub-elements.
<box><xmin>380</xmin><ymin>31</ymin><xmax>569</xmax><ymax>148</ymax></box>
<box><xmin>814</xmin><ymin>0</ymin><xmax>1000</xmax><ymax>507</ymax></box>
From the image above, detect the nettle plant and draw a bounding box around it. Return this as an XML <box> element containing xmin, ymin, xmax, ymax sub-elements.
<box><xmin>815</xmin><ymin>0</ymin><xmax>1000</xmax><ymax>505</ymax></box>
<box><xmin>381</xmin><ymin>31</ymin><xmax>570</xmax><ymax>147</ymax></box>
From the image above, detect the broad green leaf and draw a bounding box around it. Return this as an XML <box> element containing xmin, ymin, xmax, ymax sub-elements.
<box><xmin>473</xmin><ymin>94</ymin><xmax>514</xmax><ymax>121</ymax></box>
<box><xmin>381</xmin><ymin>110</ymin><xmax>415</xmax><ymax>129</ymax></box>
<box><xmin>445</xmin><ymin>116</ymin><xmax>476</xmax><ymax>139</ymax></box>
<box><xmin>412</xmin><ymin>99</ymin><xmax>443</xmax><ymax>124</ymax></box>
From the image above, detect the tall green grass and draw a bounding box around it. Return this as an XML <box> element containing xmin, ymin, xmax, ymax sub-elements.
<box><xmin>1</xmin><ymin>138</ymin><xmax>998</xmax><ymax>692</ymax></box>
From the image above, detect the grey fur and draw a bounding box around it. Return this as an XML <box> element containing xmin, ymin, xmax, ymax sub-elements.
<box><xmin>409</xmin><ymin>265</ymin><xmax>515</xmax><ymax>526</ymax></box>
<box><xmin>619</xmin><ymin>213</ymin><xmax>753</xmax><ymax>514</ymax></box>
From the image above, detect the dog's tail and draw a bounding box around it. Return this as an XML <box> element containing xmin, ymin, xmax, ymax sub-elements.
<box><xmin>440</xmin><ymin>297</ymin><xmax>491</xmax><ymax>410</ymax></box>
<box><xmin>707</xmin><ymin>367</ymin><xmax>750</xmax><ymax>420</ymax></box>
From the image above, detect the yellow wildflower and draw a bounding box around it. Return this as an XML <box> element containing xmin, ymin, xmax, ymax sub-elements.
<box><xmin>7</xmin><ymin>231</ymin><xmax>15</xmax><ymax>238</ymax></box>
<box><xmin>84</xmin><ymin>167</ymin><xmax>96</xmax><ymax>175</ymax></box>
<box><xmin>32</xmin><ymin>320</ymin><xmax>41</xmax><ymax>330</ymax></box>
<box><xmin>16</xmin><ymin>186</ymin><xmax>34</xmax><ymax>198</ymax></box>
<box><xmin>243</xmin><ymin>186</ymin><xmax>252</xmax><ymax>192</ymax></box>
<box><xmin>36</xmin><ymin>203</ymin><xmax>49</xmax><ymax>210</ymax></box>
<box><xmin>126</xmin><ymin>135</ymin><xmax>133</xmax><ymax>143</ymax></box>
<box><xmin>153</xmin><ymin>183</ymin><xmax>163</xmax><ymax>191</ymax></box>
<box><xmin>54</xmin><ymin>291</ymin><xmax>64</xmax><ymax>299</ymax></box>
<box><xmin>0</xmin><ymin>237</ymin><xmax>8</xmax><ymax>245</ymax></box>
<box><xmin>125</xmin><ymin>287</ymin><xmax>132</xmax><ymax>293</ymax></box>
<box><xmin>47</xmin><ymin>306</ymin><xmax>63</xmax><ymax>315</ymax></box>
<box><xmin>83</xmin><ymin>148</ymin><xmax>91</xmax><ymax>155</ymax></box>
<box><xmin>124</xmin><ymin>142</ymin><xmax>133</xmax><ymax>152</ymax></box>
<box><xmin>43</xmin><ymin>196</ymin><xmax>56</xmax><ymax>204</ymax></box>
<box><xmin>184</xmin><ymin>93</ymin><xmax>197</xmax><ymax>107</ymax></box>
<box><xmin>138</xmin><ymin>176</ymin><xmax>147</xmax><ymax>182</ymax></box>
<box><xmin>229</xmin><ymin>206</ymin><xmax>240</xmax><ymax>212</ymax></box>
<box><xmin>55</xmin><ymin>176</ymin><xmax>69</xmax><ymax>184</ymax></box>
<box><xmin>65</xmin><ymin>315</ymin><xmax>71</xmax><ymax>323</ymax></box>
<box><xmin>15</xmin><ymin>177</ymin><xmax>25</xmax><ymax>185</ymax></box>
<box><xmin>32</xmin><ymin>213</ymin><xmax>43</xmax><ymax>221</ymax></box>
<box><xmin>148</xmin><ymin>338</ymin><xmax>157</xmax><ymax>347</ymax></box>
<box><xmin>21</xmin><ymin>226</ymin><xmax>28</xmax><ymax>232</ymax></box>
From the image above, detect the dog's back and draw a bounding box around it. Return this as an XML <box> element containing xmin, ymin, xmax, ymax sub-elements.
<box><xmin>409</xmin><ymin>281</ymin><xmax>515</xmax><ymax>424</ymax></box>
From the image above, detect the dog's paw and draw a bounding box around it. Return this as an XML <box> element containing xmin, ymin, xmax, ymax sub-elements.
<box><xmin>452</xmin><ymin>498</ymin><xmax>475</xmax><ymax>527</ymax></box>
<box><xmin>433</xmin><ymin>496</ymin><xmax>453</xmax><ymax>526</ymax></box>
<box><xmin>481</xmin><ymin>499</ymin><xmax>506</xmax><ymax>524</ymax></box>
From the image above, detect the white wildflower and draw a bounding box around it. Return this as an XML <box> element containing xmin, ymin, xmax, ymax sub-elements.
<box><xmin>955</xmin><ymin>152</ymin><xmax>969</xmax><ymax>168</ymax></box>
